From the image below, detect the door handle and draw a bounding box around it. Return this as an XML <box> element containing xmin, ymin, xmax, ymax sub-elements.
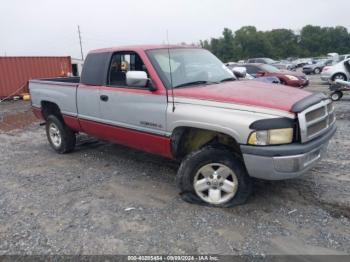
<box><xmin>100</xmin><ymin>95</ymin><xmax>109</xmax><ymax>102</ymax></box>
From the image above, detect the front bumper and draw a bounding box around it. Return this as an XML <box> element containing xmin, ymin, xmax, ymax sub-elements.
<box><xmin>240</xmin><ymin>125</ymin><xmax>336</xmax><ymax>180</ymax></box>
<box><xmin>321</xmin><ymin>74</ymin><xmax>331</xmax><ymax>82</ymax></box>
<box><xmin>288</xmin><ymin>79</ymin><xmax>309</xmax><ymax>88</ymax></box>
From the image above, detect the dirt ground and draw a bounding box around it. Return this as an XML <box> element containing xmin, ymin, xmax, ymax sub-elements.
<box><xmin>0</xmin><ymin>75</ymin><xmax>349</xmax><ymax>255</ymax></box>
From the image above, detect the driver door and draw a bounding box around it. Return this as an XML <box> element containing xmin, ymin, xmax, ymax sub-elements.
<box><xmin>99</xmin><ymin>51</ymin><xmax>168</xmax><ymax>136</ymax></box>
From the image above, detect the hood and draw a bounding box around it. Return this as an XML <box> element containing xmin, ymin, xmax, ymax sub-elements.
<box><xmin>173</xmin><ymin>80</ymin><xmax>311</xmax><ymax>112</ymax></box>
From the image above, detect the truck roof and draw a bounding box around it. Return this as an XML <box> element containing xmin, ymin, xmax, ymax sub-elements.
<box><xmin>89</xmin><ymin>45</ymin><xmax>200</xmax><ymax>54</ymax></box>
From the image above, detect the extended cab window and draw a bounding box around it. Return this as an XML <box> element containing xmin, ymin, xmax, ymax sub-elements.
<box><xmin>108</xmin><ymin>52</ymin><xmax>147</xmax><ymax>87</ymax></box>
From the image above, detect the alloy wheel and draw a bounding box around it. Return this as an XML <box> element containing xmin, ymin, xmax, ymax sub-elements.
<box><xmin>193</xmin><ymin>163</ymin><xmax>238</xmax><ymax>205</ymax></box>
<box><xmin>49</xmin><ymin>123</ymin><xmax>62</xmax><ymax>147</ymax></box>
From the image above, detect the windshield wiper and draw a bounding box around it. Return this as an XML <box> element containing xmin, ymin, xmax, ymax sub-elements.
<box><xmin>174</xmin><ymin>81</ymin><xmax>217</xmax><ymax>88</ymax></box>
<box><xmin>219</xmin><ymin>77</ymin><xmax>236</xmax><ymax>82</ymax></box>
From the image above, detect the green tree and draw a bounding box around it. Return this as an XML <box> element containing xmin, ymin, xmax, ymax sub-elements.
<box><xmin>233</xmin><ymin>26</ymin><xmax>272</xmax><ymax>60</ymax></box>
<box><xmin>320</xmin><ymin>26</ymin><xmax>350</xmax><ymax>54</ymax></box>
<box><xmin>201</xmin><ymin>25</ymin><xmax>350</xmax><ymax>61</ymax></box>
<box><xmin>265</xmin><ymin>29</ymin><xmax>299</xmax><ymax>59</ymax></box>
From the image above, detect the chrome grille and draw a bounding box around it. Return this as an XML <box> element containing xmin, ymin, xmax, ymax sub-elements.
<box><xmin>298</xmin><ymin>99</ymin><xmax>335</xmax><ymax>143</ymax></box>
<box><xmin>305</xmin><ymin>107</ymin><xmax>325</xmax><ymax>121</ymax></box>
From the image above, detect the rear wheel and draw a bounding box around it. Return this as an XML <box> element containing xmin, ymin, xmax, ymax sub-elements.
<box><xmin>46</xmin><ymin>115</ymin><xmax>76</xmax><ymax>153</ymax></box>
<box><xmin>177</xmin><ymin>146</ymin><xmax>252</xmax><ymax>207</ymax></box>
<box><xmin>330</xmin><ymin>91</ymin><xmax>343</xmax><ymax>101</ymax></box>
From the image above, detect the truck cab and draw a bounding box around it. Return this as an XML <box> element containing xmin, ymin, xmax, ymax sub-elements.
<box><xmin>29</xmin><ymin>45</ymin><xmax>336</xmax><ymax>207</ymax></box>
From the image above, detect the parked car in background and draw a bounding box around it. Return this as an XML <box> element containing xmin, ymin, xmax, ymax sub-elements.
<box><xmin>292</xmin><ymin>58</ymin><xmax>313</xmax><ymax>68</ymax></box>
<box><xmin>241</xmin><ymin>63</ymin><xmax>309</xmax><ymax>87</ymax></box>
<box><xmin>246</xmin><ymin>58</ymin><xmax>295</xmax><ymax>71</ymax></box>
<box><xmin>246</xmin><ymin>58</ymin><xmax>277</xmax><ymax>64</ymax></box>
<box><xmin>321</xmin><ymin>58</ymin><xmax>350</xmax><ymax>82</ymax></box>
<box><xmin>339</xmin><ymin>54</ymin><xmax>350</xmax><ymax>62</ymax></box>
<box><xmin>227</xmin><ymin>64</ymin><xmax>280</xmax><ymax>84</ymax></box>
<box><xmin>274</xmin><ymin>62</ymin><xmax>296</xmax><ymax>71</ymax></box>
<box><xmin>248</xmin><ymin>74</ymin><xmax>280</xmax><ymax>84</ymax></box>
<box><xmin>302</xmin><ymin>59</ymin><xmax>333</xmax><ymax>75</ymax></box>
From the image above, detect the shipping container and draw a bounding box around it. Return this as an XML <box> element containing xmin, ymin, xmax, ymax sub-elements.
<box><xmin>0</xmin><ymin>56</ymin><xmax>72</xmax><ymax>98</ymax></box>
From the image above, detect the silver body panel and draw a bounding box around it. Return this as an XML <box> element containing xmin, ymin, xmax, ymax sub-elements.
<box><xmin>167</xmin><ymin>97</ymin><xmax>293</xmax><ymax>144</ymax></box>
<box><xmin>99</xmin><ymin>89</ymin><xmax>168</xmax><ymax>136</ymax></box>
<box><xmin>77</xmin><ymin>86</ymin><xmax>101</xmax><ymax>119</ymax></box>
<box><xmin>30</xmin><ymin>80</ymin><xmax>78</xmax><ymax>116</ymax></box>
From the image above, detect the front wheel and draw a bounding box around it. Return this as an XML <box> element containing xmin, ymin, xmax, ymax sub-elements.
<box><xmin>46</xmin><ymin>115</ymin><xmax>76</xmax><ymax>153</ymax></box>
<box><xmin>332</xmin><ymin>73</ymin><xmax>347</xmax><ymax>81</ymax></box>
<box><xmin>314</xmin><ymin>68</ymin><xmax>321</xmax><ymax>74</ymax></box>
<box><xmin>330</xmin><ymin>91</ymin><xmax>343</xmax><ymax>101</ymax></box>
<box><xmin>176</xmin><ymin>146</ymin><xmax>252</xmax><ymax>207</ymax></box>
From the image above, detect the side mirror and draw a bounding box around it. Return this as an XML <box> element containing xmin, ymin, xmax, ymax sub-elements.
<box><xmin>126</xmin><ymin>71</ymin><xmax>149</xmax><ymax>88</ymax></box>
<box><xmin>232</xmin><ymin>67</ymin><xmax>247</xmax><ymax>78</ymax></box>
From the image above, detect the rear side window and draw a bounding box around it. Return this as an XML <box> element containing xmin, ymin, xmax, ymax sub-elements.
<box><xmin>80</xmin><ymin>52</ymin><xmax>111</xmax><ymax>86</ymax></box>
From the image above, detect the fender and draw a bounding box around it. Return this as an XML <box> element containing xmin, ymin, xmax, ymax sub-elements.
<box><xmin>167</xmin><ymin>101</ymin><xmax>289</xmax><ymax>144</ymax></box>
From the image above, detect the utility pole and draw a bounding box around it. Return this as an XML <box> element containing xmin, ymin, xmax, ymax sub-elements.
<box><xmin>78</xmin><ymin>25</ymin><xmax>84</xmax><ymax>60</ymax></box>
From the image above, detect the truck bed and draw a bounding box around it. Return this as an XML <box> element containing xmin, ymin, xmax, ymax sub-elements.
<box><xmin>29</xmin><ymin>77</ymin><xmax>80</xmax><ymax>117</ymax></box>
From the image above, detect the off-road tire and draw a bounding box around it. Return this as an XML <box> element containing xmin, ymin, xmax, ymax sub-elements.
<box><xmin>46</xmin><ymin>115</ymin><xmax>76</xmax><ymax>154</ymax></box>
<box><xmin>176</xmin><ymin>146</ymin><xmax>252</xmax><ymax>207</ymax></box>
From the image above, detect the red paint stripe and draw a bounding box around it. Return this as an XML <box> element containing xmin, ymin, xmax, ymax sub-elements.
<box><xmin>32</xmin><ymin>106</ymin><xmax>44</xmax><ymax>120</ymax></box>
<box><xmin>62</xmin><ymin>115</ymin><xmax>81</xmax><ymax>132</ymax></box>
<box><xmin>79</xmin><ymin>118</ymin><xmax>173</xmax><ymax>159</ymax></box>
<box><xmin>32</xmin><ymin>109</ymin><xmax>173</xmax><ymax>159</ymax></box>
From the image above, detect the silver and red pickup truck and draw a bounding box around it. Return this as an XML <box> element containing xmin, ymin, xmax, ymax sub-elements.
<box><xmin>29</xmin><ymin>45</ymin><xmax>336</xmax><ymax>207</ymax></box>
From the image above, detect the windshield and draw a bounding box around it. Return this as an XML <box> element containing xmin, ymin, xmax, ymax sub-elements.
<box><xmin>260</xmin><ymin>64</ymin><xmax>281</xmax><ymax>73</ymax></box>
<box><xmin>147</xmin><ymin>48</ymin><xmax>234</xmax><ymax>88</ymax></box>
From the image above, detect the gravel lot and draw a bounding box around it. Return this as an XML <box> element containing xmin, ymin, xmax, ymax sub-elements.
<box><xmin>0</xmin><ymin>74</ymin><xmax>349</xmax><ymax>255</ymax></box>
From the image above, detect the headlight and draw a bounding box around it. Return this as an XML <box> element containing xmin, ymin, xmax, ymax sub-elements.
<box><xmin>285</xmin><ymin>75</ymin><xmax>298</xmax><ymax>81</ymax></box>
<box><xmin>248</xmin><ymin>128</ymin><xmax>293</xmax><ymax>145</ymax></box>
